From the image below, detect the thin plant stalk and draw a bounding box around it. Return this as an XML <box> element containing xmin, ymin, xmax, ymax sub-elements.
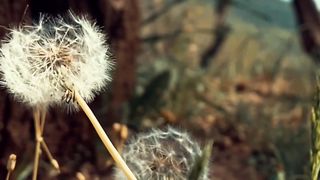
<box><xmin>32</xmin><ymin>108</ymin><xmax>60</xmax><ymax>180</ymax></box>
<box><xmin>41</xmin><ymin>140</ymin><xmax>60</xmax><ymax>171</ymax></box>
<box><xmin>40</xmin><ymin>110</ymin><xmax>46</xmax><ymax>132</ymax></box>
<box><xmin>6</xmin><ymin>154</ymin><xmax>16</xmax><ymax>180</ymax></box>
<box><xmin>39</xmin><ymin>110</ymin><xmax>60</xmax><ymax>171</ymax></box>
<box><xmin>32</xmin><ymin>108</ymin><xmax>42</xmax><ymax>180</ymax></box>
<box><xmin>5</xmin><ymin>172</ymin><xmax>11</xmax><ymax>180</ymax></box>
<box><xmin>74</xmin><ymin>90</ymin><xmax>137</xmax><ymax>180</ymax></box>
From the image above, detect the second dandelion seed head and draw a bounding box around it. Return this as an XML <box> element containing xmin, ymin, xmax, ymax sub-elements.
<box><xmin>114</xmin><ymin>127</ymin><xmax>209</xmax><ymax>180</ymax></box>
<box><xmin>0</xmin><ymin>12</ymin><xmax>112</xmax><ymax>109</ymax></box>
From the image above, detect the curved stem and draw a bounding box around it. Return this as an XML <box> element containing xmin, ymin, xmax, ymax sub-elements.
<box><xmin>32</xmin><ymin>108</ymin><xmax>41</xmax><ymax>180</ymax></box>
<box><xmin>5</xmin><ymin>171</ymin><xmax>11</xmax><ymax>180</ymax></box>
<box><xmin>40</xmin><ymin>140</ymin><xmax>60</xmax><ymax>171</ymax></box>
<box><xmin>39</xmin><ymin>110</ymin><xmax>60</xmax><ymax>172</ymax></box>
<box><xmin>74</xmin><ymin>90</ymin><xmax>136</xmax><ymax>180</ymax></box>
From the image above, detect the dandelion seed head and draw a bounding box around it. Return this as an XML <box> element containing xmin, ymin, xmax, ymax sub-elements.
<box><xmin>0</xmin><ymin>12</ymin><xmax>112</xmax><ymax>109</ymax></box>
<box><xmin>114</xmin><ymin>127</ymin><xmax>209</xmax><ymax>180</ymax></box>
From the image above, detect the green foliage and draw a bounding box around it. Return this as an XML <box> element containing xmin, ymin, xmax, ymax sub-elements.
<box><xmin>311</xmin><ymin>82</ymin><xmax>320</xmax><ymax>180</ymax></box>
<box><xmin>188</xmin><ymin>140</ymin><xmax>213</xmax><ymax>180</ymax></box>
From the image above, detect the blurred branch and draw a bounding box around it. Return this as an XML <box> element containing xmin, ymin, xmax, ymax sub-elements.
<box><xmin>142</xmin><ymin>0</ymin><xmax>185</xmax><ymax>26</ymax></box>
<box><xmin>292</xmin><ymin>0</ymin><xmax>320</xmax><ymax>61</ymax></box>
<box><xmin>141</xmin><ymin>29</ymin><xmax>182</xmax><ymax>43</ymax></box>
<box><xmin>200</xmin><ymin>26</ymin><xmax>231</xmax><ymax>68</ymax></box>
<box><xmin>215</xmin><ymin>0</ymin><xmax>232</xmax><ymax>27</ymax></box>
<box><xmin>200</xmin><ymin>0</ymin><xmax>232</xmax><ymax>68</ymax></box>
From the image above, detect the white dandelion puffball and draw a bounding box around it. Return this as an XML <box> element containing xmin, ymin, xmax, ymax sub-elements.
<box><xmin>114</xmin><ymin>127</ymin><xmax>209</xmax><ymax>180</ymax></box>
<box><xmin>0</xmin><ymin>13</ymin><xmax>112</xmax><ymax>108</ymax></box>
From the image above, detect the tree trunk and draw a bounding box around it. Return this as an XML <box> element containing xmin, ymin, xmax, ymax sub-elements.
<box><xmin>292</xmin><ymin>0</ymin><xmax>320</xmax><ymax>59</ymax></box>
<box><xmin>103</xmin><ymin>0</ymin><xmax>140</xmax><ymax>123</ymax></box>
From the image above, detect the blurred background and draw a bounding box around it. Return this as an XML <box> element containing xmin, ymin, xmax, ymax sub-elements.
<box><xmin>0</xmin><ymin>0</ymin><xmax>318</xmax><ymax>179</ymax></box>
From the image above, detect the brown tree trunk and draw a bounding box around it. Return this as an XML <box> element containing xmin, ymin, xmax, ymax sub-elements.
<box><xmin>215</xmin><ymin>0</ymin><xmax>232</xmax><ymax>28</ymax></box>
<box><xmin>69</xmin><ymin>0</ymin><xmax>141</xmax><ymax>123</ymax></box>
<box><xmin>103</xmin><ymin>0</ymin><xmax>140</xmax><ymax>123</ymax></box>
<box><xmin>293</xmin><ymin>0</ymin><xmax>320</xmax><ymax>59</ymax></box>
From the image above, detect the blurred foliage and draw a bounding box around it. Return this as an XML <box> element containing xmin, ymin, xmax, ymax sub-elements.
<box><xmin>188</xmin><ymin>140</ymin><xmax>213</xmax><ymax>180</ymax></box>
<box><xmin>128</xmin><ymin>70</ymin><xmax>171</xmax><ymax>129</ymax></box>
<box><xmin>135</xmin><ymin>1</ymin><xmax>317</xmax><ymax>179</ymax></box>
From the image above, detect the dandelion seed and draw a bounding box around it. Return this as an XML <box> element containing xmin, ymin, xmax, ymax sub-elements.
<box><xmin>0</xmin><ymin>12</ymin><xmax>136</xmax><ymax>180</ymax></box>
<box><xmin>0</xmin><ymin>12</ymin><xmax>112</xmax><ymax>109</ymax></box>
<box><xmin>114</xmin><ymin>127</ymin><xmax>210</xmax><ymax>180</ymax></box>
